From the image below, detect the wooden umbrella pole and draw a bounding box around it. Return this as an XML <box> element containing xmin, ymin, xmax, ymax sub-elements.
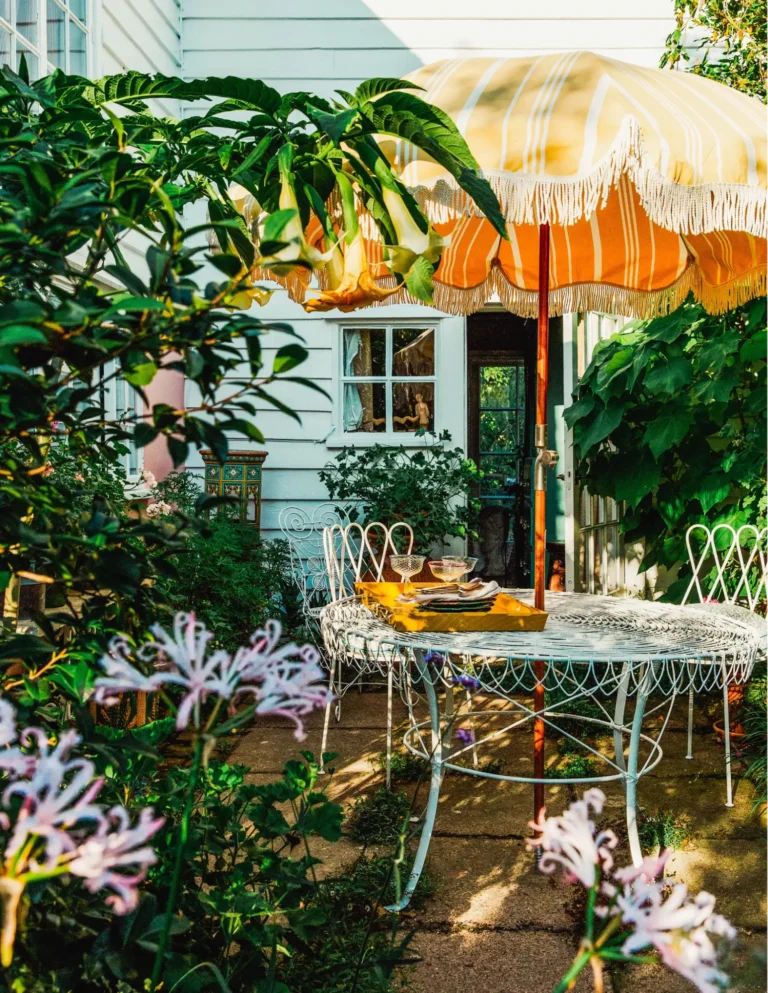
<box><xmin>533</xmin><ymin>222</ymin><xmax>550</xmax><ymax>826</ymax></box>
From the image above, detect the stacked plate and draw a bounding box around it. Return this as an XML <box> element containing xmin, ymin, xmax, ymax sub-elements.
<box><xmin>397</xmin><ymin>579</ymin><xmax>501</xmax><ymax>614</ymax></box>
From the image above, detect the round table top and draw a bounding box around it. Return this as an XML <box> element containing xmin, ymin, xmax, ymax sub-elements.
<box><xmin>320</xmin><ymin>589</ymin><xmax>763</xmax><ymax>666</ymax></box>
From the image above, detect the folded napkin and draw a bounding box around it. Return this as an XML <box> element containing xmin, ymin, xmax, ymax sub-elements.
<box><xmin>398</xmin><ymin>579</ymin><xmax>500</xmax><ymax>605</ymax></box>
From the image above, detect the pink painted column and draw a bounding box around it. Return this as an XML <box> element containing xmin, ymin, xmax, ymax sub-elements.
<box><xmin>143</xmin><ymin>365</ymin><xmax>186</xmax><ymax>481</ymax></box>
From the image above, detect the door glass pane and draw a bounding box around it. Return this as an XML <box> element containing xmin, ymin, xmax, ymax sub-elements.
<box><xmin>392</xmin><ymin>327</ymin><xmax>433</xmax><ymax>377</ymax></box>
<box><xmin>480</xmin><ymin>409</ymin><xmax>518</xmax><ymax>452</ymax></box>
<box><xmin>343</xmin><ymin>328</ymin><xmax>385</xmax><ymax>377</ymax></box>
<box><xmin>343</xmin><ymin>381</ymin><xmax>385</xmax><ymax>433</ymax></box>
<box><xmin>69</xmin><ymin>0</ymin><xmax>87</xmax><ymax>22</ymax></box>
<box><xmin>480</xmin><ymin>364</ymin><xmax>519</xmax><ymax>408</ymax></box>
<box><xmin>15</xmin><ymin>39</ymin><xmax>37</xmax><ymax>76</ymax></box>
<box><xmin>479</xmin><ymin>454</ymin><xmax>518</xmax><ymax>498</ymax></box>
<box><xmin>69</xmin><ymin>16</ymin><xmax>86</xmax><ymax>73</ymax></box>
<box><xmin>16</xmin><ymin>0</ymin><xmax>37</xmax><ymax>44</ymax></box>
<box><xmin>393</xmin><ymin>381</ymin><xmax>433</xmax><ymax>432</ymax></box>
<box><xmin>46</xmin><ymin>0</ymin><xmax>65</xmax><ymax>68</ymax></box>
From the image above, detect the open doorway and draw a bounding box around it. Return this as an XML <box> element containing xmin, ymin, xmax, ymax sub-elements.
<box><xmin>467</xmin><ymin>312</ymin><xmax>536</xmax><ymax>586</ymax></box>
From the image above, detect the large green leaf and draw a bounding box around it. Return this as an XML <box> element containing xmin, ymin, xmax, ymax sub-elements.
<box><xmin>740</xmin><ymin>327</ymin><xmax>766</xmax><ymax>362</ymax></box>
<box><xmin>612</xmin><ymin>456</ymin><xmax>662</xmax><ymax>509</ymax></box>
<box><xmin>563</xmin><ymin>393</ymin><xmax>596</xmax><ymax>428</ymax></box>
<box><xmin>353</xmin><ymin>78</ymin><xmax>425</xmax><ymax>105</ymax></box>
<box><xmin>643</xmin><ymin>408</ymin><xmax>694</xmax><ymax>459</ymax></box>
<box><xmin>404</xmin><ymin>256</ymin><xmax>435</xmax><ymax>304</ymax></box>
<box><xmin>643</xmin><ymin>355</ymin><xmax>693</xmax><ymax>395</ymax></box>
<box><xmin>574</xmin><ymin>398</ymin><xmax>624</xmax><ymax>455</ymax></box>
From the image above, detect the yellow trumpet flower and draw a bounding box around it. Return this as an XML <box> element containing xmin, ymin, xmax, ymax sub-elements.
<box><xmin>304</xmin><ymin>230</ymin><xmax>397</xmax><ymax>313</ymax></box>
<box><xmin>382</xmin><ymin>184</ymin><xmax>448</xmax><ymax>276</ymax></box>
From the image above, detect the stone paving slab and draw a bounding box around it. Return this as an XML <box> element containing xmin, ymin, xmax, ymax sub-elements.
<box><xmin>409</xmin><ymin>931</ymin><xmax>594</xmax><ymax>993</ymax></box>
<box><xmin>227</xmin><ymin>724</ymin><xmax>388</xmax><ymax>775</ymax></box>
<box><xmin>413</xmin><ymin>836</ymin><xmax>574</xmax><ymax>930</ymax></box>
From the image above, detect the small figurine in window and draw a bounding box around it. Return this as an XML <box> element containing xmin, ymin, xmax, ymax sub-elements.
<box><xmin>548</xmin><ymin>557</ymin><xmax>565</xmax><ymax>592</ymax></box>
<box><xmin>413</xmin><ymin>392</ymin><xmax>431</xmax><ymax>428</ymax></box>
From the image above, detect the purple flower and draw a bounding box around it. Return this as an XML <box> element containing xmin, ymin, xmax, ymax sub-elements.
<box><xmin>69</xmin><ymin>805</ymin><xmax>164</xmax><ymax>914</ymax></box>
<box><xmin>455</xmin><ymin>727</ymin><xmax>475</xmax><ymax>745</ymax></box>
<box><xmin>452</xmin><ymin>674</ymin><xmax>480</xmax><ymax>691</ymax></box>
<box><xmin>423</xmin><ymin>651</ymin><xmax>445</xmax><ymax>666</ymax></box>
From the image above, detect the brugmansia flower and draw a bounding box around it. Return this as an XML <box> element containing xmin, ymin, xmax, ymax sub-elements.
<box><xmin>304</xmin><ymin>172</ymin><xmax>398</xmax><ymax>313</ymax></box>
<box><xmin>93</xmin><ymin>612</ymin><xmax>332</xmax><ymax>739</ymax></box>
<box><xmin>0</xmin><ymin>699</ymin><xmax>163</xmax><ymax>965</ymax></box>
<box><xmin>380</xmin><ymin>181</ymin><xmax>447</xmax><ymax>276</ymax></box>
<box><xmin>532</xmin><ymin>789</ymin><xmax>736</xmax><ymax>993</ymax></box>
<box><xmin>257</xmin><ymin>146</ymin><xmax>336</xmax><ymax>278</ymax></box>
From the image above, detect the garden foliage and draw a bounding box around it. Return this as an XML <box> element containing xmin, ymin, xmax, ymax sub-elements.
<box><xmin>565</xmin><ymin>299</ymin><xmax>767</xmax><ymax>600</ymax></box>
<box><xmin>319</xmin><ymin>430</ymin><xmax>483</xmax><ymax>551</ymax></box>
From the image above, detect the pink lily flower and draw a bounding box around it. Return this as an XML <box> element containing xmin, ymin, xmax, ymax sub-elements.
<box><xmin>3</xmin><ymin>729</ymin><xmax>106</xmax><ymax>869</ymax></box>
<box><xmin>527</xmin><ymin>787</ymin><xmax>618</xmax><ymax>888</ymax></box>
<box><xmin>69</xmin><ymin>806</ymin><xmax>164</xmax><ymax>914</ymax></box>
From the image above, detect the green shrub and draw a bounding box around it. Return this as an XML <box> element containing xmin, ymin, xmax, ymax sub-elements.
<box><xmin>638</xmin><ymin>809</ymin><xmax>693</xmax><ymax>854</ymax></box>
<box><xmin>744</xmin><ymin>669</ymin><xmax>767</xmax><ymax>811</ymax></box>
<box><xmin>347</xmin><ymin>786</ymin><xmax>412</xmax><ymax>845</ymax></box>
<box><xmin>545</xmin><ymin>754</ymin><xmax>598</xmax><ymax>780</ymax></box>
<box><xmin>377</xmin><ymin>749</ymin><xmax>429</xmax><ymax>783</ymax></box>
<box><xmin>161</xmin><ymin>518</ymin><xmax>304</xmax><ymax>651</ymax></box>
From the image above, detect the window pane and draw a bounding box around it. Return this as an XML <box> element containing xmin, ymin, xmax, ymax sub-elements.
<box><xmin>480</xmin><ymin>365</ymin><xmax>520</xmax><ymax>409</ymax></box>
<box><xmin>343</xmin><ymin>328</ymin><xmax>385</xmax><ymax>378</ymax></box>
<box><xmin>392</xmin><ymin>327</ymin><xmax>434</xmax><ymax>377</ymax></box>
<box><xmin>393</xmin><ymin>381</ymin><xmax>433</xmax><ymax>432</ymax></box>
<box><xmin>480</xmin><ymin>409</ymin><xmax>518</xmax><ymax>453</ymax></box>
<box><xmin>69</xmin><ymin>16</ymin><xmax>86</xmax><ymax>73</ymax></box>
<box><xmin>69</xmin><ymin>0</ymin><xmax>87</xmax><ymax>23</ymax></box>
<box><xmin>16</xmin><ymin>0</ymin><xmax>37</xmax><ymax>45</ymax></box>
<box><xmin>343</xmin><ymin>381</ymin><xmax>385</xmax><ymax>433</ymax></box>
<box><xmin>15</xmin><ymin>39</ymin><xmax>37</xmax><ymax>77</ymax></box>
<box><xmin>478</xmin><ymin>454</ymin><xmax>518</xmax><ymax>498</ymax></box>
<box><xmin>46</xmin><ymin>0</ymin><xmax>65</xmax><ymax>68</ymax></box>
<box><xmin>0</xmin><ymin>25</ymin><xmax>10</xmax><ymax>66</ymax></box>
<box><xmin>0</xmin><ymin>2</ymin><xmax>10</xmax><ymax>25</ymax></box>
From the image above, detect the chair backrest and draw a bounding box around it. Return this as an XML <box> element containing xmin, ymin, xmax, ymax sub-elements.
<box><xmin>278</xmin><ymin>503</ymin><xmax>348</xmax><ymax>615</ymax></box>
<box><xmin>323</xmin><ymin>521</ymin><xmax>414</xmax><ymax>601</ymax></box>
<box><xmin>682</xmin><ymin>523</ymin><xmax>767</xmax><ymax>613</ymax></box>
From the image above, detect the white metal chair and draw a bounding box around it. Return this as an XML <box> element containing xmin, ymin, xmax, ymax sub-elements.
<box><xmin>279</xmin><ymin>503</ymin><xmax>346</xmax><ymax>625</ymax></box>
<box><xmin>322</xmin><ymin>521</ymin><xmax>414</xmax><ymax>785</ymax></box>
<box><xmin>682</xmin><ymin>523</ymin><xmax>767</xmax><ymax>807</ymax></box>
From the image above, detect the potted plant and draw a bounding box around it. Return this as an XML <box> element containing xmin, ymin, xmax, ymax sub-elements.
<box><xmin>319</xmin><ymin>430</ymin><xmax>482</xmax><ymax>581</ymax></box>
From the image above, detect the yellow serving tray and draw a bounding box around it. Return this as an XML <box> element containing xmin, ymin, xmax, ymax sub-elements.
<box><xmin>355</xmin><ymin>582</ymin><xmax>548</xmax><ymax>633</ymax></box>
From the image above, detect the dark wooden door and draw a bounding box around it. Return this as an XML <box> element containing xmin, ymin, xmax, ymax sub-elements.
<box><xmin>467</xmin><ymin>313</ymin><xmax>535</xmax><ymax>586</ymax></box>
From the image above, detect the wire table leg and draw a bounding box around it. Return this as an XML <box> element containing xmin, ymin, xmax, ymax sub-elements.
<box><xmin>386</xmin><ymin>663</ymin><xmax>393</xmax><ymax>789</ymax></box>
<box><xmin>385</xmin><ymin>650</ymin><xmax>443</xmax><ymax>913</ymax></box>
<box><xmin>722</xmin><ymin>659</ymin><xmax>734</xmax><ymax>808</ymax></box>
<box><xmin>626</xmin><ymin>663</ymin><xmax>650</xmax><ymax>867</ymax></box>
<box><xmin>613</xmin><ymin>662</ymin><xmax>629</xmax><ymax>774</ymax></box>
<box><xmin>319</xmin><ymin>650</ymin><xmax>338</xmax><ymax>774</ymax></box>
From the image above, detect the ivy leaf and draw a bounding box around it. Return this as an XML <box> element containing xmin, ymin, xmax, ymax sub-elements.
<box><xmin>574</xmin><ymin>398</ymin><xmax>624</xmax><ymax>456</ymax></box>
<box><xmin>595</xmin><ymin>346</ymin><xmax>635</xmax><ymax>391</ymax></box>
<box><xmin>643</xmin><ymin>356</ymin><xmax>693</xmax><ymax>395</ymax></box>
<box><xmin>643</xmin><ymin>408</ymin><xmax>693</xmax><ymax>459</ymax></box>
<box><xmin>696</xmin><ymin>474</ymin><xmax>732</xmax><ymax>513</ymax></box>
<box><xmin>691</xmin><ymin>371</ymin><xmax>738</xmax><ymax>404</ymax></box>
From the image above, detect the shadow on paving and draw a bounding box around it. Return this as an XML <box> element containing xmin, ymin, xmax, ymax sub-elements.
<box><xmin>228</xmin><ymin>690</ymin><xmax>766</xmax><ymax>993</ymax></box>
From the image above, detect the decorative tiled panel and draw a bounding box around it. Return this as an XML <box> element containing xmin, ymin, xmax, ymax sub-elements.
<box><xmin>199</xmin><ymin>450</ymin><xmax>268</xmax><ymax>527</ymax></box>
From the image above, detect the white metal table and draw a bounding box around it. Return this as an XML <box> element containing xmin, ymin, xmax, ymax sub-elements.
<box><xmin>320</xmin><ymin>590</ymin><xmax>760</xmax><ymax>911</ymax></box>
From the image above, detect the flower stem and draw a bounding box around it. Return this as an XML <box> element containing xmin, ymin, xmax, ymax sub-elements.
<box><xmin>590</xmin><ymin>955</ymin><xmax>604</xmax><ymax>993</ymax></box>
<box><xmin>150</xmin><ymin>734</ymin><xmax>204</xmax><ymax>991</ymax></box>
<box><xmin>0</xmin><ymin>877</ymin><xmax>24</xmax><ymax>968</ymax></box>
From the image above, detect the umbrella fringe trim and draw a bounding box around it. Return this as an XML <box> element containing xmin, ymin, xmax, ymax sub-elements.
<box><xmin>406</xmin><ymin>116</ymin><xmax>767</xmax><ymax>239</ymax></box>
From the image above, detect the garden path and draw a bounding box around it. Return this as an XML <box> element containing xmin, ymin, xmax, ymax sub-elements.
<box><xmin>229</xmin><ymin>689</ymin><xmax>766</xmax><ymax>993</ymax></box>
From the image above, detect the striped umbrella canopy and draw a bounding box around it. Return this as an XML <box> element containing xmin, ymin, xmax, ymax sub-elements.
<box><xmin>280</xmin><ymin>51</ymin><xmax>765</xmax><ymax>317</ymax></box>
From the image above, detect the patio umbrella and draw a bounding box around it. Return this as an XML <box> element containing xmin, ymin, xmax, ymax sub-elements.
<box><xmin>257</xmin><ymin>52</ymin><xmax>767</xmax><ymax>819</ymax></box>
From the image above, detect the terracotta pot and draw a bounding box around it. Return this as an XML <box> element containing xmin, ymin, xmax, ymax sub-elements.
<box><xmin>712</xmin><ymin>719</ymin><xmax>746</xmax><ymax>741</ymax></box>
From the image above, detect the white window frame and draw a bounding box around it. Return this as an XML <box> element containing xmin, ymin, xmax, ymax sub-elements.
<box><xmin>0</xmin><ymin>0</ymin><xmax>92</xmax><ymax>79</ymax></box>
<box><xmin>100</xmin><ymin>360</ymin><xmax>143</xmax><ymax>482</ymax></box>
<box><xmin>328</xmin><ymin>318</ymin><xmax>441</xmax><ymax>447</ymax></box>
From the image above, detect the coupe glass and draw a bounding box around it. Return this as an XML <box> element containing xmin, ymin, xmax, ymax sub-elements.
<box><xmin>390</xmin><ymin>555</ymin><xmax>425</xmax><ymax>589</ymax></box>
<box><xmin>428</xmin><ymin>559</ymin><xmax>467</xmax><ymax>583</ymax></box>
<box><xmin>442</xmin><ymin>556</ymin><xmax>478</xmax><ymax>580</ymax></box>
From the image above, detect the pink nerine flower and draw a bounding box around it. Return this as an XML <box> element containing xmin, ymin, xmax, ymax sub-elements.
<box><xmin>93</xmin><ymin>613</ymin><xmax>332</xmax><ymax>738</ymax></box>
<box><xmin>0</xmin><ymin>700</ymin><xmax>16</xmax><ymax>749</ymax></box>
<box><xmin>3</xmin><ymin>729</ymin><xmax>106</xmax><ymax>868</ymax></box>
<box><xmin>618</xmin><ymin>879</ymin><xmax>736</xmax><ymax>993</ymax></box>
<box><xmin>69</xmin><ymin>806</ymin><xmax>164</xmax><ymax>914</ymax></box>
<box><xmin>527</xmin><ymin>788</ymin><xmax>617</xmax><ymax>888</ymax></box>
